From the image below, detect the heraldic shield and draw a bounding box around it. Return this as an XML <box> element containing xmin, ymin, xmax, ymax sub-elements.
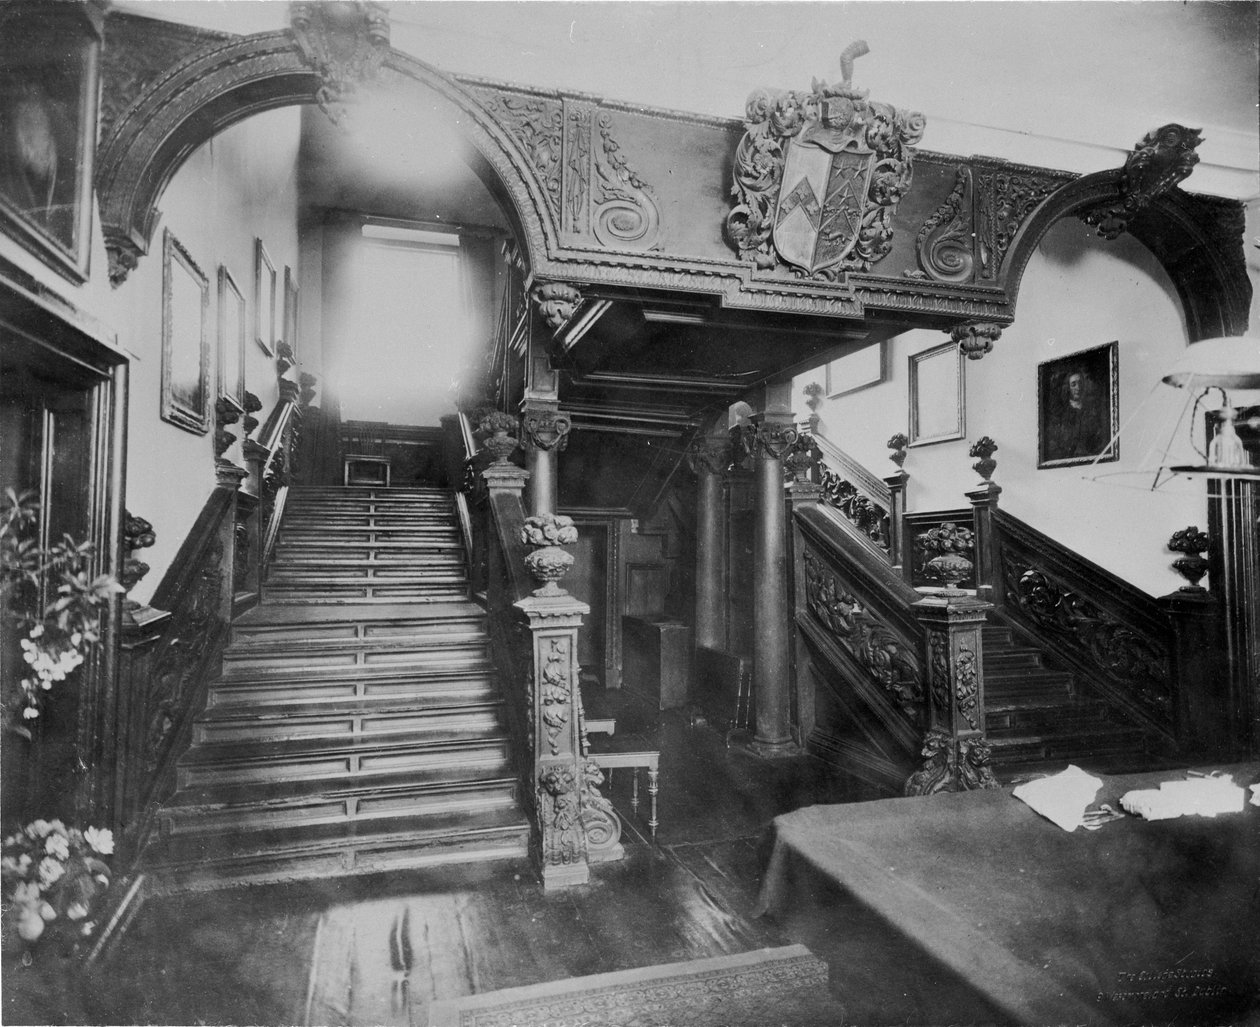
<box><xmin>774</xmin><ymin>107</ymin><xmax>875</xmax><ymax>276</ymax></box>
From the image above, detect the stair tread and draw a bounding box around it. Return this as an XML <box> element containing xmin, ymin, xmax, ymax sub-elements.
<box><xmin>199</xmin><ymin>694</ymin><xmax>504</xmax><ymax>722</ymax></box>
<box><xmin>224</xmin><ymin>634</ymin><xmax>487</xmax><ymax>657</ymax></box>
<box><xmin>218</xmin><ymin>658</ymin><xmax>492</xmax><ymax>684</ymax></box>
<box><xmin>180</xmin><ymin>731</ymin><xmax>510</xmax><ymax>766</ymax></box>
<box><xmin>154</xmin><ymin>807</ymin><xmax>530</xmax><ymax>863</ymax></box>
<box><xmin>165</xmin><ymin>768</ymin><xmax>521</xmax><ymax>811</ymax></box>
<box><xmin>237</xmin><ymin>600</ymin><xmax>484</xmax><ymax>625</ymax></box>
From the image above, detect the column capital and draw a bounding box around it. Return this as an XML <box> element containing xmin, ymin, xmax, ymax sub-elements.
<box><xmin>482</xmin><ymin>462</ymin><xmax>530</xmax><ymax>494</ymax></box>
<box><xmin>531</xmin><ymin>282</ymin><xmax>583</xmax><ymax>332</ymax></box>
<box><xmin>686</xmin><ymin>434</ymin><xmax>731</xmax><ymax>477</ymax></box>
<box><xmin>521</xmin><ymin>402</ymin><xmax>572</xmax><ymax>453</ymax></box>
<box><xmin>747</xmin><ymin>414</ymin><xmax>799</xmax><ymax>461</ymax></box>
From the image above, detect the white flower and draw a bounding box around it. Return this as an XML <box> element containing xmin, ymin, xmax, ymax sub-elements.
<box><xmin>22</xmin><ymin>705</ymin><xmax>39</xmax><ymax>719</ymax></box>
<box><xmin>44</xmin><ymin>834</ymin><xmax>70</xmax><ymax>860</ymax></box>
<box><xmin>37</xmin><ymin>856</ymin><xmax>64</xmax><ymax>886</ymax></box>
<box><xmin>27</xmin><ymin>820</ymin><xmax>51</xmax><ymax>838</ymax></box>
<box><xmin>30</xmin><ymin>624</ymin><xmax>44</xmax><ymax>638</ymax></box>
<box><xmin>67</xmin><ymin>902</ymin><xmax>88</xmax><ymax>921</ymax></box>
<box><xmin>84</xmin><ymin>827</ymin><xmax>114</xmax><ymax>856</ymax></box>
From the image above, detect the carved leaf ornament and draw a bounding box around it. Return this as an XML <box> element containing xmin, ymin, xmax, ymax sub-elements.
<box><xmin>725</xmin><ymin>42</ymin><xmax>925</xmax><ymax>280</ymax></box>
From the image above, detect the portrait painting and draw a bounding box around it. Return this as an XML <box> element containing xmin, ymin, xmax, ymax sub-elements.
<box><xmin>161</xmin><ymin>229</ymin><xmax>210</xmax><ymax>434</ymax></box>
<box><xmin>0</xmin><ymin>2</ymin><xmax>103</xmax><ymax>282</ymax></box>
<box><xmin>1037</xmin><ymin>341</ymin><xmax>1119</xmax><ymax>468</ymax></box>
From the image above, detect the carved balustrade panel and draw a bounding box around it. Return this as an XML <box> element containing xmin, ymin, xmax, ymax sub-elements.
<box><xmin>817</xmin><ymin>464</ymin><xmax>891</xmax><ymax>553</ymax></box>
<box><xmin>905</xmin><ymin>510</ymin><xmax>977</xmax><ymax>591</ymax></box>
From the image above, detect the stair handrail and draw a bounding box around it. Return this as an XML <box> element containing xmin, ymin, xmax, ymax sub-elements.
<box><xmin>806</xmin><ymin>430</ymin><xmax>896</xmax><ymax>557</ymax></box>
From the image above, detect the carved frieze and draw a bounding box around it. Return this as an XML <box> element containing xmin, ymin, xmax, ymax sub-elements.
<box><xmin>1003</xmin><ymin>550</ymin><xmax>1171</xmax><ymax>718</ymax></box>
<box><xmin>911</xmin><ymin>166</ymin><xmax>975</xmax><ymax>283</ymax></box>
<box><xmin>803</xmin><ymin>548</ymin><xmax>923</xmax><ymax>713</ymax></box>
<box><xmin>290</xmin><ymin>1</ymin><xmax>390</xmax><ymax>126</ymax></box>
<box><xmin>975</xmin><ymin>166</ymin><xmax>1074</xmax><ymax>280</ymax></box>
<box><xmin>904</xmin><ymin>728</ymin><xmax>999</xmax><ymax>796</ymax></box>
<box><xmin>724</xmin><ymin>42</ymin><xmax>925</xmax><ymax>280</ymax></box>
<box><xmin>1081</xmin><ymin>124</ymin><xmax>1203</xmax><ymax>240</ymax></box>
<box><xmin>478</xmin><ymin>91</ymin><xmax>565</xmax><ymax>219</ymax></box>
<box><xmin>531</xmin><ymin>282</ymin><xmax>583</xmax><ymax>332</ymax></box>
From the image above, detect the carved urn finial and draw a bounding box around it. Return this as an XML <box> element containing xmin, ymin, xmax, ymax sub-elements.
<box><xmin>214</xmin><ymin>397</ymin><xmax>241</xmax><ymax>460</ymax></box>
<box><xmin>887</xmin><ymin>432</ymin><xmax>908</xmax><ymax>468</ymax></box>
<box><xmin>969</xmin><ymin>436</ymin><xmax>998</xmax><ymax>482</ymax></box>
<box><xmin>241</xmin><ymin>391</ymin><xmax>263</xmax><ymax>437</ymax></box>
<box><xmin>1168</xmin><ymin>526</ymin><xmax>1210</xmax><ymax>591</ymax></box>
<box><xmin>119</xmin><ymin>511</ymin><xmax>156</xmax><ymax>601</ymax></box>
<box><xmin>784</xmin><ymin>434</ymin><xmax>818</xmax><ymax>483</ymax></box>
<box><xmin>477</xmin><ymin>410</ymin><xmax>520</xmax><ymax>465</ymax></box>
<box><xmin>918</xmin><ymin>521</ymin><xmax>975</xmax><ymax>594</ymax></box>
<box><xmin>520</xmin><ymin>514</ymin><xmax>579</xmax><ymax>597</ymax></box>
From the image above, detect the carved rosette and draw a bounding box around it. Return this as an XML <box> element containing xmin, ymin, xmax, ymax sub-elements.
<box><xmin>904</xmin><ymin>729</ymin><xmax>999</xmax><ymax>796</ymax></box>
<box><xmin>686</xmin><ymin>435</ymin><xmax>731</xmax><ymax>478</ymax></box>
<box><xmin>530</xmin><ymin>282</ymin><xmax>583</xmax><ymax>332</ymax></box>
<box><xmin>725</xmin><ymin>42</ymin><xmax>925</xmax><ymax>279</ymax></box>
<box><xmin>950</xmin><ymin>323</ymin><xmax>1003</xmax><ymax>361</ymax></box>
<box><xmin>521</xmin><ymin>406</ymin><xmax>572</xmax><ymax>453</ymax></box>
<box><xmin>1082</xmin><ymin>123</ymin><xmax>1204</xmax><ymax>240</ymax></box>
<box><xmin>290</xmin><ymin>1</ymin><xmax>391</xmax><ymax>126</ymax></box>
<box><xmin>803</xmin><ymin>548</ymin><xmax>923</xmax><ymax>712</ymax></box>
<box><xmin>911</xmin><ymin>166</ymin><xmax>975</xmax><ymax>283</ymax></box>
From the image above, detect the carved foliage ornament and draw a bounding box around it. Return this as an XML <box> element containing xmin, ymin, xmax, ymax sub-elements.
<box><xmin>725</xmin><ymin>42</ymin><xmax>925</xmax><ymax>280</ymax></box>
<box><xmin>290</xmin><ymin>1</ymin><xmax>390</xmax><ymax>126</ymax></box>
<box><xmin>904</xmin><ymin>728</ymin><xmax>999</xmax><ymax>796</ymax></box>
<box><xmin>911</xmin><ymin>166</ymin><xmax>975</xmax><ymax>284</ymax></box>
<box><xmin>742</xmin><ymin>419</ymin><xmax>799</xmax><ymax>461</ymax></box>
<box><xmin>531</xmin><ymin>282</ymin><xmax>583</xmax><ymax>332</ymax></box>
<box><xmin>804</xmin><ymin>548</ymin><xmax>923</xmax><ymax>712</ymax></box>
<box><xmin>818</xmin><ymin>464</ymin><xmax>889</xmax><ymax>552</ymax></box>
<box><xmin>537</xmin><ymin>763</ymin><xmax>584</xmax><ymax>867</ymax></box>
<box><xmin>538</xmin><ymin>636</ymin><xmax>573</xmax><ymax>756</ymax></box>
<box><xmin>521</xmin><ymin>406</ymin><xmax>572</xmax><ymax>453</ymax></box>
<box><xmin>975</xmin><ymin>168</ymin><xmax>1072</xmax><ymax>280</ymax></box>
<box><xmin>950</xmin><ymin>323</ymin><xmax>1002</xmax><ymax>361</ymax></box>
<box><xmin>1082</xmin><ymin>123</ymin><xmax>1203</xmax><ymax>241</ymax></box>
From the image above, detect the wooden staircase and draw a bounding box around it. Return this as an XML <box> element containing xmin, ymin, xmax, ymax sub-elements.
<box><xmin>147</xmin><ymin>486</ymin><xmax>530</xmax><ymax>891</ymax></box>
<box><xmin>982</xmin><ymin>623</ymin><xmax>1154</xmax><ymax>776</ymax></box>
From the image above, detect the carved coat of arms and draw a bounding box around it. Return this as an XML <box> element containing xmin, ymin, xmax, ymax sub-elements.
<box><xmin>725</xmin><ymin>42</ymin><xmax>925</xmax><ymax>280</ymax></box>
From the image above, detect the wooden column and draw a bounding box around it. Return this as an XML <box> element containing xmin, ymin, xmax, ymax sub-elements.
<box><xmin>687</xmin><ymin>425</ymin><xmax>731</xmax><ymax>651</ymax></box>
<box><xmin>788</xmin><ymin>476</ymin><xmax>823</xmax><ymax>746</ymax></box>
<box><xmin>748</xmin><ymin>386</ymin><xmax>799</xmax><ymax>757</ymax></box>
<box><xmin>907</xmin><ymin>592</ymin><xmax>998</xmax><ymax>794</ymax></box>
<box><xmin>521</xmin><ymin>399</ymin><xmax>569</xmax><ymax>517</ymax></box>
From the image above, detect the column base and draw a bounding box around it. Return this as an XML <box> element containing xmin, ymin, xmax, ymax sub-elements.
<box><xmin>746</xmin><ymin>737</ymin><xmax>803</xmax><ymax>760</ymax></box>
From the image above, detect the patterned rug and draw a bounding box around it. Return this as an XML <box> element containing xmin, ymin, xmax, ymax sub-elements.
<box><xmin>427</xmin><ymin>945</ymin><xmax>834</xmax><ymax>1027</ymax></box>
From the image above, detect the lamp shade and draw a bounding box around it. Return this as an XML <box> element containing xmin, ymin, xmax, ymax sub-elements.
<box><xmin>1161</xmin><ymin>336</ymin><xmax>1260</xmax><ymax>390</ymax></box>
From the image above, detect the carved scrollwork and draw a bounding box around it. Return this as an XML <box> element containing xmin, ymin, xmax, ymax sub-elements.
<box><xmin>579</xmin><ymin>759</ymin><xmax>623</xmax><ymax>859</ymax></box>
<box><xmin>818</xmin><ymin>465</ymin><xmax>889</xmax><ymax>551</ymax></box>
<box><xmin>904</xmin><ymin>728</ymin><xmax>999</xmax><ymax>796</ymax></box>
<box><xmin>537</xmin><ymin>763</ymin><xmax>584</xmax><ymax>867</ymax></box>
<box><xmin>804</xmin><ymin>548</ymin><xmax>923</xmax><ymax>713</ymax></box>
<box><xmin>481</xmin><ymin>92</ymin><xmax>564</xmax><ymax>217</ymax></box>
<box><xmin>290</xmin><ymin>1</ymin><xmax>390</xmax><ymax>126</ymax></box>
<box><xmin>748</xmin><ymin>419</ymin><xmax>799</xmax><ymax>461</ymax></box>
<box><xmin>1081</xmin><ymin>124</ymin><xmax>1203</xmax><ymax>240</ymax></box>
<box><xmin>725</xmin><ymin>42</ymin><xmax>924</xmax><ymax>279</ymax></box>
<box><xmin>912</xmin><ymin>166</ymin><xmax>975</xmax><ymax>283</ymax></box>
<box><xmin>1003</xmin><ymin>551</ymin><xmax>1171</xmax><ymax>718</ymax></box>
<box><xmin>592</xmin><ymin>112</ymin><xmax>660</xmax><ymax>250</ymax></box>
<box><xmin>956</xmin><ymin>643</ymin><xmax>979</xmax><ymax>730</ymax></box>
<box><xmin>530</xmin><ymin>282</ymin><xmax>583</xmax><ymax>332</ymax></box>
<box><xmin>976</xmin><ymin>167</ymin><xmax>1070</xmax><ymax>280</ymax></box>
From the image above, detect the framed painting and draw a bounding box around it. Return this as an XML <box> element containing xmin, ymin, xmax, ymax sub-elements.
<box><xmin>217</xmin><ymin>265</ymin><xmax>246</xmax><ymax>411</ymax></box>
<box><xmin>0</xmin><ymin>2</ymin><xmax>104</xmax><ymax>283</ymax></box>
<box><xmin>161</xmin><ymin>229</ymin><xmax>210</xmax><ymax>434</ymax></box>
<box><xmin>254</xmin><ymin>238</ymin><xmax>277</xmax><ymax>356</ymax></box>
<box><xmin>908</xmin><ymin>341</ymin><xmax>965</xmax><ymax>446</ymax></box>
<box><xmin>825</xmin><ymin>341</ymin><xmax>885</xmax><ymax>398</ymax></box>
<box><xmin>1037</xmin><ymin>341</ymin><xmax>1119</xmax><ymax>468</ymax></box>
<box><xmin>283</xmin><ymin>265</ymin><xmax>299</xmax><ymax>357</ymax></box>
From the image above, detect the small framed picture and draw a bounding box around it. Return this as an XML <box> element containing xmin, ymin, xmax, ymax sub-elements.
<box><xmin>0</xmin><ymin>3</ymin><xmax>104</xmax><ymax>283</ymax></box>
<box><xmin>908</xmin><ymin>342</ymin><xmax>965</xmax><ymax>446</ymax></box>
<box><xmin>254</xmin><ymin>238</ymin><xmax>276</xmax><ymax>356</ymax></box>
<box><xmin>826</xmin><ymin>341</ymin><xmax>885</xmax><ymax>398</ymax></box>
<box><xmin>161</xmin><ymin>229</ymin><xmax>210</xmax><ymax>434</ymax></box>
<box><xmin>283</xmin><ymin>265</ymin><xmax>299</xmax><ymax>357</ymax></box>
<box><xmin>217</xmin><ymin>265</ymin><xmax>246</xmax><ymax>411</ymax></box>
<box><xmin>1037</xmin><ymin>341</ymin><xmax>1119</xmax><ymax>468</ymax></box>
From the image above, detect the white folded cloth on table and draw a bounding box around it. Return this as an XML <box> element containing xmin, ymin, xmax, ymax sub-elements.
<box><xmin>1120</xmin><ymin>774</ymin><xmax>1246</xmax><ymax>821</ymax></box>
<box><xmin>1012</xmin><ymin>764</ymin><xmax>1103</xmax><ymax>832</ymax></box>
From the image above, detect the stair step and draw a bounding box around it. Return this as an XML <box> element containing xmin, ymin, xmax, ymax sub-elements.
<box><xmin>194</xmin><ymin>696</ymin><xmax>505</xmax><ymax>745</ymax></box>
<box><xmin>985</xmin><ymin>700</ymin><xmax>1114</xmax><ymax>735</ymax></box>
<box><xmin>262</xmin><ymin>583</ymin><xmax>469</xmax><ymax>602</ymax></box>
<box><xmin>267</xmin><ymin>567</ymin><xmax>468</xmax><ymax>584</ymax></box>
<box><xmin>147</xmin><ymin>808</ymin><xmax>531</xmax><ymax>891</ymax></box>
<box><xmin>216</xmin><ymin>656</ymin><xmax>492</xmax><ymax>687</ymax></box>
<box><xmin>983</xmin><ymin>648</ymin><xmax>1046</xmax><ymax>670</ymax></box>
<box><xmin>159</xmin><ymin>774</ymin><xmax>521</xmax><ymax>836</ymax></box>
<box><xmin>227</xmin><ymin>624</ymin><xmax>486</xmax><ymax>652</ymax></box>
<box><xmin>984</xmin><ymin>670</ymin><xmax>1075</xmax><ymax>702</ymax></box>
<box><xmin>177</xmin><ymin>734</ymin><xmax>512</xmax><ymax>789</ymax></box>
<box><xmin>988</xmin><ymin>725</ymin><xmax>1150</xmax><ymax>765</ymax></box>
<box><xmin>234</xmin><ymin>599</ymin><xmax>484</xmax><ymax>625</ymax></box>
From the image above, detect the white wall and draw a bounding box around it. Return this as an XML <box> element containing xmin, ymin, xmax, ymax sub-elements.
<box><xmin>799</xmin><ymin>219</ymin><xmax>1212</xmax><ymax>598</ymax></box>
<box><xmin>114</xmin><ymin>108</ymin><xmax>302</xmax><ymax>603</ymax></box>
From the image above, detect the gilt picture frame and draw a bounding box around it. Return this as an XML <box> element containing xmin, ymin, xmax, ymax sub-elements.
<box><xmin>217</xmin><ymin>265</ymin><xmax>246</xmax><ymax>412</ymax></box>
<box><xmin>254</xmin><ymin>238</ymin><xmax>277</xmax><ymax>356</ymax></box>
<box><xmin>161</xmin><ymin>229</ymin><xmax>210</xmax><ymax>434</ymax></box>
<box><xmin>0</xmin><ymin>2</ymin><xmax>104</xmax><ymax>283</ymax></box>
<box><xmin>1037</xmin><ymin>341</ymin><xmax>1119</xmax><ymax>468</ymax></box>
<box><xmin>908</xmin><ymin>341</ymin><xmax>965</xmax><ymax>446</ymax></box>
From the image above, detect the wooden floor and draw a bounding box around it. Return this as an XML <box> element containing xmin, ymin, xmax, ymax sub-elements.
<box><xmin>3</xmin><ymin>694</ymin><xmax>1012</xmax><ymax>1026</ymax></box>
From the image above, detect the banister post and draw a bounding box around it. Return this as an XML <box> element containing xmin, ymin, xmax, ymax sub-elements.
<box><xmin>883</xmin><ymin>470</ymin><xmax>910</xmax><ymax>575</ymax></box>
<box><xmin>787</xmin><ymin>468</ymin><xmax>823</xmax><ymax>746</ymax></box>
<box><xmin>965</xmin><ymin>436</ymin><xmax>1002</xmax><ymax>611</ymax></box>
<box><xmin>906</xmin><ymin>592</ymin><xmax>998</xmax><ymax>795</ymax></box>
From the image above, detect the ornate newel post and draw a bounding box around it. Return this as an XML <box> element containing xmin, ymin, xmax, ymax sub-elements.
<box><xmin>747</xmin><ymin>390</ymin><xmax>800</xmax><ymax>757</ymax></box>
<box><xmin>907</xmin><ymin>521</ymin><xmax>997</xmax><ymax>795</ymax></box>
<box><xmin>885</xmin><ymin>432</ymin><xmax>910</xmax><ymax>575</ymax></box>
<box><xmin>515</xmin><ymin>514</ymin><xmax>621</xmax><ymax>887</ymax></box>
<box><xmin>965</xmin><ymin>436</ymin><xmax>1002</xmax><ymax>611</ymax></box>
<box><xmin>1160</xmin><ymin>526</ymin><xmax>1223</xmax><ymax>754</ymax></box>
<box><xmin>521</xmin><ymin>401</ymin><xmax>571</xmax><ymax>517</ymax></box>
<box><xmin>687</xmin><ymin>425</ymin><xmax>732</xmax><ymax>652</ymax></box>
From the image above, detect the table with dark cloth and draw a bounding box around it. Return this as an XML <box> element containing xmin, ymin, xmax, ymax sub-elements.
<box><xmin>757</xmin><ymin>764</ymin><xmax>1260</xmax><ymax>1026</ymax></box>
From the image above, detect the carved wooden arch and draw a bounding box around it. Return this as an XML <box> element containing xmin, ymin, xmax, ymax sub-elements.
<box><xmin>95</xmin><ymin>30</ymin><xmax>554</xmax><ymax>285</ymax></box>
<box><xmin>1000</xmin><ymin>171</ymin><xmax>1252</xmax><ymax>343</ymax></box>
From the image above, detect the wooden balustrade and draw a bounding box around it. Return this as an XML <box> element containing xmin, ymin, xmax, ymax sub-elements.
<box><xmin>806</xmin><ymin>431</ymin><xmax>897</xmax><ymax>557</ymax></box>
